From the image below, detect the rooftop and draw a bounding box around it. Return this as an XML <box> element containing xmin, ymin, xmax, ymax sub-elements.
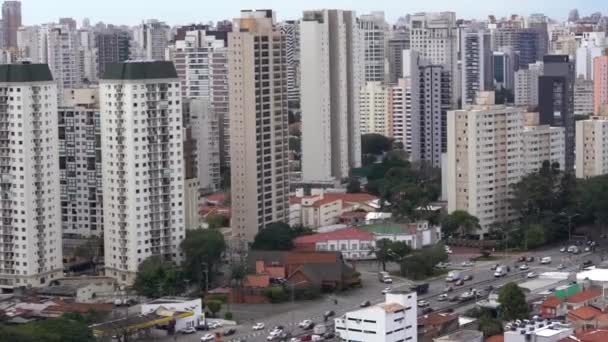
<box><xmin>101</xmin><ymin>61</ymin><xmax>178</xmax><ymax>80</ymax></box>
<box><xmin>293</xmin><ymin>227</ymin><xmax>375</xmax><ymax>244</ymax></box>
<box><xmin>378</xmin><ymin>303</ymin><xmax>405</xmax><ymax>313</ymax></box>
<box><xmin>577</xmin><ymin>329</ymin><xmax>608</xmax><ymax>342</ymax></box>
<box><xmin>542</xmin><ymin>296</ymin><xmax>565</xmax><ymax>308</ymax></box>
<box><xmin>435</xmin><ymin>329</ymin><xmax>483</xmax><ymax>341</ymax></box>
<box><xmin>566</xmin><ymin>288</ymin><xmax>602</xmax><ymax>303</ymax></box>
<box><xmin>418</xmin><ymin>312</ymin><xmax>458</xmax><ymax>326</ymax></box>
<box><xmin>360</xmin><ymin>223</ymin><xmax>415</xmax><ymax>235</ymax></box>
<box><xmin>568</xmin><ymin>305</ymin><xmax>602</xmax><ymax>320</ymax></box>
<box><xmin>0</xmin><ymin>63</ymin><xmax>53</xmax><ymax>82</ymax></box>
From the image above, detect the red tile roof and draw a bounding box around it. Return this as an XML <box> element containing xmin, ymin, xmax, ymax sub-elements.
<box><xmin>323</xmin><ymin>193</ymin><xmax>377</xmax><ymax>203</ymax></box>
<box><xmin>486</xmin><ymin>336</ymin><xmax>504</xmax><ymax>342</ymax></box>
<box><xmin>290</xmin><ymin>196</ymin><xmax>302</xmax><ymax>205</ymax></box>
<box><xmin>293</xmin><ymin>227</ymin><xmax>375</xmax><ymax>244</ymax></box>
<box><xmin>206</xmin><ymin>192</ymin><xmax>226</xmax><ymax>204</ymax></box>
<box><xmin>418</xmin><ymin>312</ymin><xmax>457</xmax><ymax>326</ymax></box>
<box><xmin>567</xmin><ymin>289</ymin><xmax>602</xmax><ymax>303</ymax></box>
<box><xmin>576</xmin><ymin>329</ymin><xmax>608</xmax><ymax>342</ymax></box>
<box><xmin>243</xmin><ymin>274</ymin><xmax>270</xmax><ymax>288</ymax></box>
<box><xmin>568</xmin><ymin>306</ymin><xmax>602</xmax><ymax>320</ymax></box>
<box><xmin>542</xmin><ymin>296</ymin><xmax>565</xmax><ymax>308</ymax></box>
<box><xmin>311</xmin><ymin>197</ymin><xmax>341</xmax><ymax>208</ymax></box>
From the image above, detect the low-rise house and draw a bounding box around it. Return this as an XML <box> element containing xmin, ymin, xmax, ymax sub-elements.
<box><xmin>36</xmin><ymin>276</ymin><xmax>117</xmax><ymax>303</ymax></box>
<box><xmin>360</xmin><ymin>221</ymin><xmax>442</xmax><ymax>249</ymax></box>
<box><xmin>567</xmin><ymin>305</ymin><xmax>608</xmax><ymax>330</ymax></box>
<box><xmin>292</xmin><ymin>227</ymin><xmax>376</xmax><ymax>259</ymax></box>
<box><xmin>540</xmin><ymin>296</ymin><xmax>566</xmax><ymax>318</ymax></box>
<box><xmin>434</xmin><ymin>329</ymin><xmax>483</xmax><ymax>342</ymax></box>
<box><xmin>574</xmin><ymin>329</ymin><xmax>608</xmax><ymax>342</ymax></box>
<box><xmin>418</xmin><ymin>312</ymin><xmax>459</xmax><ymax>342</ymax></box>
<box><xmin>564</xmin><ymin>288</ymin><xmax>602</xmax><ymax>311</ymax></box>
<box><xmin>502</xmin><ymin>321</ymin><xmax>573</xmax><ymax>342</ymax></box>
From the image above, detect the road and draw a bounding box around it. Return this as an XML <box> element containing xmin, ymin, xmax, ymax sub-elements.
<box><xmin>162</xmin><ymin>241</ymin><xmax>605</xmax><ymax>342</ymax></box>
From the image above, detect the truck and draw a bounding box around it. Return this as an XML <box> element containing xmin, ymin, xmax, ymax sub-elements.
<box><xmin>378</xmin><ymin>271</ymin><xmax>393</xmax><ymax>283</ymax></box>
<box><xmin>313</xmin><ymin>324</ymin><xmax>326</xmax><ymax>335</ymax></box>
<box><xmin>445</xmin><ymin>271</ymin><xmax>462</xmax><ymax>282</ymax></box>
<box><xmin>410</xmin><ymin>283</ymin><xmax>430</xmax><ymax>295</ymax></box>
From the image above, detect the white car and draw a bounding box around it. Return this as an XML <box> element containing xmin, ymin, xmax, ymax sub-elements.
<box><xmin>290</xmin><ymin>338</ymin><xmax>301</xmax><ymax>342</ymax></box>
<box><xmin>201</xmin><ymin>334</ymin><xmax>215</xmax><ymax>341</ymax></box>
<box><xmin>527</xmin><ymin>272</ymin><xmax>538</xmax><ymax>279</ymax></box>
<box><xmin>557</xmin><ymin>264</ymin><xmax>566</xmax><ymax>270</ymax></box>
<box><xmin>382</xmin><ymin>287</ymin><xmax>392</xmax><ymax>294</ymax></box>
<box><xmin>438</xmin><ymin>294</ymin><xmax>448</xmax><ymax>301</ymax></box>
<box><xmin>181</xmin><ymin>327</ymin><xmax>196</xmax><ymax>334</ymax></box>
<box><xmin>252</xmin><ymin>323</ymin><xmax>265</xmax><ymax>331</ymax></box>
<box><xmin>418</xmin><ymin>300</ymin><xmax>430</xmax><ymax>307</ymax></box>
<box><xmin>298</xmin><ymin>320</ymin><xmax>312</xmax><ymax>328</ymax></box>
<box><xmin>208</xmin><ymin>321</ymin><xmax>222</xmax><ymax>329</ymax></box>
<box><xmin>461</xmin><ymin>261</ymin><xmax>474</xmax><ymax>267</ymax></box>
<box><xmin>560</xmin><ymin>247</ymin><xmax>567</xmax><ymax>252</ymax></box>
<box><xmin>519</xmin><ymin>264</ymin><xmax>529</xmax><ymax>271</ymax></box>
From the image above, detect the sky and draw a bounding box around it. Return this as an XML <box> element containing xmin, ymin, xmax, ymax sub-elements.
<box><xmin>21</xmin><ymin>0</ymin><xmax>607</xmax><ymax>26</ymax></box>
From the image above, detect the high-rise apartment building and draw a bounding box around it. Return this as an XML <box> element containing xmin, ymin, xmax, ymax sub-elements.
<box><xmin>0</xmin><ymin>63</ymin><xmax>63</xmax><ymax>290</ymax></box>
<box><xmin>95</xmin><ymin>27</ymin><xmax>131</xmax><ymax>79</ymax></box>
<box><xmin>279</xmin><ymin>21</ymin><xmax>301</xmax><ymax>106</ymax></box>
<box><xmin>387</xmin><ymin>28</ymin><xmax>410</xmax><ymax>84</ymax></box>
<box><xmin>514</xmin><ymin>61</ymin><xmax>544</xmax><ymax>108</ymax></box>
<box><xmin>132</xmin><ymin>20</ymin><xmax>170</xmax><ymax>61</ymax></box>
<box><xmin>59</xmin><ymin>88</ymin><xmax>103</xmax><ymax>238</ymax></box>
<box><xmin>494</xmin><ymin>27</ymin><xmax>542</xmax><ymax>69</ymax></box>
<box><xmin>410</xmin><ymin>12</ymin><xmax>458</xmax><ymax>107</ymax></box>
<box><xmin>2</xmin><ymin>1</ymin><xmax>21</xmax><ymax>48</ymax></box>
<box><xmin>228</xmin><ymin>10</ymin><xmax>290</xmax><ymax>242</ymax></box>
<box><xmin>389</xmin><ymin>78</ymin><xmax>408</xmax><ymax>148</ymax></box>
<box><xmin>576</xmin><ymin>116</ymin><xmax>608</xmax><ymax>178</ymax></box>
<box><xmin>574</xmin><ymin>77</ymin><xmax>595</xmax><ymax>115</ymax></box>
<box><xmin>493</xmin><ymin>47</ymin><xmax>516</xmax><ymax>91</ymax></box>
<box><xmin>538</xmin><ymin>55</ymin><xmax>575</xmax><ymax>170</ymax></box>
<box><xmin>359</xmin><ymin>12</ymin><xmax>388</xmax><ymax>83</ymax></box>
<box><xmin>461</xmin><ymin>30</ymin><xmax>493</xmax><ymax>105</ymax></box>
<box><xmin>446</xmin><ymin>92</ymin><xmax>564</xmax><ymax>235</ymax></box>
<box><xmin>527</xmin><ymin>14</ymin><xmax>549</xmax><ymax>60</ymax></box>
<box><xmin>100</xmin><ymin>61</ymin><xmax>186</xmax><ymax>284</ymax></box>
<box><xmin>300</xmin><ymin>9</ymin><xmax>362</xmax><ymax>183</ymax></box>
<box><xmin>16</xmin><ymin>25</ymin><xmax>41</xmax><ymax>62</ymax></box>
<box><xmin>43</xmin><ymin>24</ymin><xmax>83</xmax><ymax>103</ymax></box>
<box><xmin>359</xmin><ymin>81</ymin><xmax>389</xmax><ymax>136</ymax></box>
<box><xmin>593</xmin><ymin>55</ymin><xmax>608</xmax><ymax>115</ymax></box>
<box><xmin>189</xmin><ymin>98</ymin><xmax>221</xmax><ymax>193</ymax></box>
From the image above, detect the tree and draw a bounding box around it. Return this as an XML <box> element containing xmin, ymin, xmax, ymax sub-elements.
<box><xmin>289</xmin><ymin>137</ymin><xmax>301</xmax><ymax>153</ymax></box>
<box><xmin>251</xmin><ymin>223</ymin><xmax>313</xmax><ymax>251</ymax></box>
<box><xmin>180</xmin><ymin>229</ymin><xmax>227</xmax><ymax>291</ymax></box>
<box><xmin>0</xmin><ymin>315</ymin><xmax>96</xmax><ymax>342</ymax></box>
<box><xmin>206</xmin><ymin>300</ymin><xmax>222</xmax><ymax>317</ymax></box>
<box><xmin>479</xmin><ymin>317</ymin><xmax>504</xmax><ymax>337</ymax></box>
<box><xmin>362</xmin><ymin>133</ymin><xmax>393</xmax><ymax>155</ymax></box>
<box><xmin>400</xmin><ymin>243</ymin><xmax>447</xmax><ymax>279</ymax></box>
<box><xmin>498</xmin><ymin>282</ymin><xmax>530</xmax><ymax>320</ymax></box>
<box><xmin>442</xmin><ymin>210</ymin><xmax>480</xmax><ymax>237</ymax></box>
<box><xmin>346</xmin><ymin>178</ymin><xmax>362</xmax><ymax>193</ymax></box>
<box><xmin>133</xmin><ymin>256</ymin><xmax>184</xmax><ymax>298</ymax></box>
<box><xmin>524</xmin><ymin>224</ymin><xmax>545</xmax><ymax>250</ymax></box>
<box><xmin>371</xmin><ymin>239</ymin><xmax>392</xmax><ymax>271</ymax></box>
<box><xmin>206</xmin><ymin>214</ymin><xmax>229</xmax><ymax>229</ymax></box>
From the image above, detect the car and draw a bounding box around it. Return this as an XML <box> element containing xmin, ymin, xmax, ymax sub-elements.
<box><xmin>382</xmin><ymin>287</ymin><xmax>392</xmax><ymax>294</ymax></box>
<box><xmin>421</xmin><ymin>307</ymin><xmax>434</xmax><ymax>314</ymax></box>
<box><xmin>360</xmin><ymin>300</ymin><xmax>371</xmax><ymax>307</ymax></box>
<box><xmin>323</xmin><ymin>310</ymin><xmax>335</xmax><ymax>317</ymax></box>
<box><xmin>527</xmin><ymin>272</ymin><xmax>538</xmax><ymax>279</ymax></box>
<box><xmin>444</xmin><ymin>285</ymin><xmax>454</xmax><ymax>292</ymax></box>
<box><xmin>557</xmin><ymin>264</ymin><xmax>566</xmax><ymax>270</ymax></box>
<box><xmin>438</xmin><ymin>294</ymin><xmax>448</xmax><ymax>301</ymax></box>
<box><xmin>518</xmin><ymin>256</ymin><xmax>526</xmax><ymax>262</ymax></box>
<box><xmin>526</xmin><ymin>256</ymin><xmax>535</xmax><ymax>262</ymax></box>
<box><xmin>449</xmin><ymin>296</ymin><xmax>459</xmax><ymax>302</ymax></box>
<box><xmin>196</xmin><ymin>324</ymin><xmax>209</xmax><ymax>331</ymax></box>
<box><xmin>585</xmin><ymin>246</ymin><xmax>591</xmax><ymax>252</ymax></box>
<box><xmin>300</xmin><ymin>336</ymin><xmax>312</xmax><ymax>342</ymax></box>
<box><xmin>583</xmin><ymin>260</ymin><xmax>594</xmax><ymax>268</ymax></box>
<box><xmin>252</xmin><ymin>323</ymin><xmax>265</xmax><ymax>331</ymax></box>
<box><xmin>455</xmin><ymin>279</ymin><xmax>465</xmax><ymax>286</ymax></box>
<box><xmin>461</xmin><ymin>261</ymin><xmax>474</xmax><ymax>267</ymax></box>
<box><xmin>208</xmin><ymin>322</ymin><xmax>222</xmax><ymax>329</ymax></box>
<box><xmin>463</xmin><ymin>275</ymin><xmax>473</xmax><ymax>281</ymax></box>
<box><xmin>418</xmin><ymin>300</ymin><xmax>430</xmax><ymax>307</ymax></box>
<box><xmin>560</xmin><ymin>247</ymin><xmax>567</xmax><ymax>252</ymax></box>
<box><xmin>201</xmin><ymin>334</ymin><xmax>215</xmax><ymax>341</ymax></box>
<box><xmin>298</xmin><ymin>320</ymin><xmax>313</xmax><ymax>328</ymax></box>
<box><xmin>290</xmin><ymin>338</ymin><xmax>301</xmax><ymax>342</ymax></box>
<box><xmin>323</xmin><ymin>332</ymin><xmax>335</xmax><ymax>339</ymax></box>
<box><xmin>541</xmin><ymin>257</ymin><xmax>552</xmax><ymax>264</ymax></box>
<box><xmin>519</xmin><ymin>264</ymin><xmax>529</xmax><ymax>271</ymax></box>
<box><xmin>436</xmin><ymin>262</ymin><xmax>450</xmax><ymax>269</ymax></box>
<box><xmin>224</xmin><ymin>329</ymin><xmax>237</xmax><ymax>336</ymax></box>
<box><xmin>181</xmin><ymin>327</ymin><xmax>197</xmax><ymax>334</ymax></box>
<box><xmin>491</xmin><ymin>263</ymin><xmax>500</xmax><ymax>270</ymax></box>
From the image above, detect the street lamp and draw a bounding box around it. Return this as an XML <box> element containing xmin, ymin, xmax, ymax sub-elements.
<box><xmin>559</xmin><ymin>212</ymin><xmax>580</xmax><ymax>241</ymax></box>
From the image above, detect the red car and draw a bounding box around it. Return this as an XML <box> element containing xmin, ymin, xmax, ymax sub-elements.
<box><xmin>300</xmin><ymin>335</ymin><xmax>312</xmax><ymax>341</ymax></box>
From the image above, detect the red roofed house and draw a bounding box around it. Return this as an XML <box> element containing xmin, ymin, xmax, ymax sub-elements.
<box><xmin>292</xmin><ymin>227</ymin><xmax>376</xmax><ymax>260</ymax></box>
<box><xmin>417</xmin><ymin>312</ymin><xmax>459</xmax><ymax>341</ymax></box>
<box><xmin>565</xmin><ymin>288</ymin><xmax>602</xmax><ymax>311</ymax></box>
<box><xmin>575</xmin><ymin>329</ymin><xmax>608</xmax><ymax>342</ymax></box>
<box><xmin>567</xmin><ymin>305</ymin><xmax>604</xmax><ymax>330</ymax></box>
<box><xmin>541</xmin><ymin>296</ymin><xmax>566</xmax><ymax>318</ymax></box>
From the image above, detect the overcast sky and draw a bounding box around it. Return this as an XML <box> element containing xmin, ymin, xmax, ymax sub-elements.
<box><xmin>22</xmin><ymin>0</ymin><xmax>606</xmax><ymax>26</ymax></box>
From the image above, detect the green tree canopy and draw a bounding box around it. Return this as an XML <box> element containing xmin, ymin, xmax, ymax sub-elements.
<box><xmin>180</xmin><ymin>229</ymin><xmax>227</xmax><ymax>291</ymax></box>
<box><xmin>498</xmin><ymin>282</ymin><xmax>530</xmax><ymax>321</ymax></box>
<box><xmin>206</xmin><ymin>300</ymin><xmax>222</xmax><ymax>317</ymax></box>
<box><xmin>361</xmin><ymin>134</ymin><xmax>393</xmax><ymax>155</ymax></box>
<box><xmin>133</xmin><ymin>256</ymin><xmax>185</xmax><ymax>298</ymax></box>
<box><xmin>206</xmin><ymin>214</ymin><xmax>230</xmax><ymax>229</ymax></box>
<box><xmin>0</xmin><ymin>315</ymin><xmax>95</xmax><ymax>342</ymax></box>
<box><xmin>346</xmin><ymin>178</ymin><xmax>362</xmax><ymax>193</ymax></box>
<box><xmin>251</xmin><ymin>223</ymin><xmax>313</xmax><ymax>251</ymax></box>
<box><xmin>442</xmin><ymin>210</ymin><xmax>480</xmax><ymax>237</ymax></box>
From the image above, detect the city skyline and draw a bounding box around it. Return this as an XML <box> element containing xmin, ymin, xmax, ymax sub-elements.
<box><xmin>20</xmin><ymin>0</ymin><xmax>606</xmax><ymax>26</ymax></box>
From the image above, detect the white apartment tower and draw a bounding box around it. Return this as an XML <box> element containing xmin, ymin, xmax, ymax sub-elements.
<box><xmin>132</xmin><ymin>20</ymin><xmax>170</xmax><ymax>61</ymax></box>
<box><xmin>461</xmin><ymin>30</ymin><xmax>493</xmax><ymax>106</ymax></box>
<box><xmin>389</xmin><ymin>78</ymin><xmax>409</xmax><ymax>151</ymax></box>
<box><xmin>44</xmin><ymin>24</ymin><xmax>82</xmax><ymax>103</ymax></box>
<box><xmin>59</xmin><ymin>88</ymin><xmax>103</xmax><ymax>238</ymax></box>
<box><xmin>279</xmin><ymin>21</ymin><xmax>301</xmax><ymax>105</ymax></box>
<box><xmin>101</xmin><ymin>61</ymin><xmax>185</xmax><ymax>284</ymax></box>
<box><xmin>16</xmin><ymin>25</ymin><xmax>41</xmax><ymax>62</ymax></box>
<box><xmin>360</xmin><ymin>81</ymin><xmax>389</xmax><ymax>136</ymax></box>
<box><xmin>228</xmin><ymin>10</ymin><xmax>290</xmax><ymax>242</ymax></box>
<box><xmin>576</xmin><ymin>117</ymin><xmax>608</xmax><ymax>179</ymax></box>
<box><xmin>359</xmin><ymin>12</ymin><xmax>389</xmax><ymax>83</ymax></box>
<box><xmin>514</xmin><ymin>61</ymin><xmax>544</xmax><ymax>108</ymax></box>
<box><xmin>410</xmin><ymin>12</ymin><xmax>458</xmax><ymax>107</ymax></box>
<box><xmin>0</xmin><ymin>63</ymin><xmax>63</xmax><ymax>290</ymax></box>
<box><xmin>523</xmin><ymin>112</ymin><xmax>566</xmax><ymax>173</ymax></box>
<box><xmin>300</xmin><ymin>9</ymin><xmax>363</xmax><ymax>183</ymax></box>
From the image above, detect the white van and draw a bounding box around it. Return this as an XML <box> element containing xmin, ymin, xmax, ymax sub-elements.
<box><xmin>541</xmin><ymin>257</ymin><xmax>552</xmax><ymax>264</ymax></box>
<box><xmin>494</xmin><ymin>266</ymin><xmax>507</xmax><ymax>277</ymax></box>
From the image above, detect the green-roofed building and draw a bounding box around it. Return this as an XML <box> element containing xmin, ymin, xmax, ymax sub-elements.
<box><xmin>101</xmin><ymin>61</ymin><xmax>178</xmax><ymax>80</ymax></box>
<box><xmin>0</xmin><ymin>62</ymin><xmax>53</xmax><ymax>83</ymax></box>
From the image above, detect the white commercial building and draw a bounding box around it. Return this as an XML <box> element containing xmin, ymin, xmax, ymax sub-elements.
<box><xmin>360</xmin><ymin>81</ymin><xmax>389</xmax><ymax>136</ymax></box>
<box><xmin>515</xmin><ymin>61</ymin><xmax>544</xmax><ymax>108</ymax></box>
<box><xmin>141</xmin><ymin>297</ymin><xmax>203</xmax><ymax>331</ymax></box>
<box><xmin>100</xmin><ymin>61</ymin><xmax>185</xmax><ymax>284</ymax></box>
<box><xmin>576</xmin><ymin>116</ymin><xmax>608</xmax><ymax>179</ymax></box>
<box><xmin>461</xmin><ymin>30</ymin><xmax>493</xmax><ymax>106</ymax></box>
<box><xmin>335</xmin><ymin>292</ymin><xmax>417</xmax><ymax>342</ymax></box>
<box><xmin>279</xmin><ymin>20</ymin><xmax>301</xmax><ymax>105</ymax></box>
<box><xmin>575</xmin><ymin>32</ymin><xmax>606</xmax><ymax>81</ymax></box>
<box><xmin>503</xmin><ymin>321</ymin><xmax>573</xmax><ymax>342</ymax></box>
<box><xmin>300</xmin><ymin>9</ymin><xmax>362</xmax><ymax>183</ymax></box>
<box><xmin>0</xmin><ymin>63</ymin><xmax>63</xmax><ymax>290</ymax></box>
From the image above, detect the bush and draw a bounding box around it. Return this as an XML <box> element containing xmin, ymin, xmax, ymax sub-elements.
<box><xmin>206</xmin><ymin>293</ymin><xmax>228</xmax><ymax>303</ymax></box>
<box><xmin>206</xmin><ymin>300</ymin><xmax>222</xmax><ymax>317</ymax></box>
<box><xmin>263</xmin><ymin>286</ymin><xmax>289</xmax><ymax>303</ymax></box>
<box><xmin>224</xmin><ymin>312</ymin><xmax>233</xmax><ymax>320</ymax></box>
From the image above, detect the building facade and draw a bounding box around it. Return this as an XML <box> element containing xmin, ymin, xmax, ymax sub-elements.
<box><xmin>0</xmin><ymin>63</ymin><xmax>63</xmax><ymax>290</ymax></box>
<box><xmin>576</xmin><ymin>117</ymin><xmax>608</xmax><ymax>179</ymax></box>
<box><xmin>574</xmin><ymin>77</ymin><xmax>595</xmax><ymax>115</ymax></box>
<box><xmin>359</xmin><ymin>12</ymin><xmax>388</xmax><ymax>83</ymax></box>
<box><xmin>228</xmin><ymin>10</ymin><xmax>290</xmax><ymax>242</ymax></box>
<box><xmin>359</xmin><ymin>81</ymin><xmax>389</xmax><ymax>136</ymax></box>
<box><xmin>387</xmin><ymin>28</ymin><xmax>410</xmax><ymax>84</ymax></box>
<box><xmin>594</xmin><ymin>55</ymin><xmax>608</xmax><ymax>115</ymax></box>
<box><xmin>300</xmin><ymin>9</ymin><xmax>363</xmax><ymax>183</ymax></box>
<box><xmin>514</xmin><ymin>61</ymin><xmax>543</xmax><ymax>108</ymax></box>
<box><xmin>2</xmin><ymin>1</ymin><xmax>20</xmax><ymax>48</ymax></box>
<box><xmin>461</xmin><ymin>30</ymin><xmax>493</xmax><ymax>106</ymax></box>
<box><xmin>59</xmin><ymin>88</ymin><xmax>103</xmax><ymax>238</ymax></box>
<box><xmin>132</xmin><ymin>20</ymin><xmax>170</xmax><ymax>61</ymax></box>
<box><xmin>279</xmin><ymin>20</ymin><xmax>301</xmax><ymax>106</ymax></box>
<box><xmin>95</xmin><ymin>27</ymin><xmax>131</xmax><ymax>79</ymax></box>
<box><xmin>100</xmin><ymin>61</ymin><xmax>186</xmax><ymax>284</ymax></box>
